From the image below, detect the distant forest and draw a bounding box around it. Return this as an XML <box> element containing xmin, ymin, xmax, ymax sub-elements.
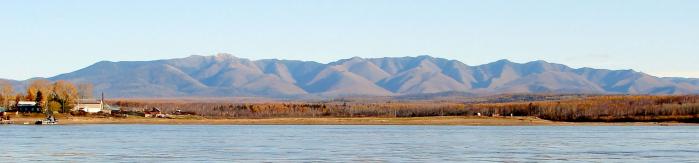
<box><xmin>109</xmin><ymin>95</ymin><xmax>699</xmax><ymax>123</ymax></box>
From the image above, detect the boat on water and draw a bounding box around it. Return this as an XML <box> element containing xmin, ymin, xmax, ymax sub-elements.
<box><xmin>35</xmin><ymin>115</ymin><xmax>58</xmax><ymax>125</ymax></box>
<box><xmin>0</xmin><ymin>116</ymin><xmax>13</xmax><ymax>124</ymax></box>
<box><xmin>0</xmin><ymin>120</ymin><xmax>13</xmax><ymax>124</ymax></box>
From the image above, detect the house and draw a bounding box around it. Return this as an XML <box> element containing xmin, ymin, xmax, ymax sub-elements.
<box><xmin>17</xmin><ymin>101</ymin><xmax>42</xmax><ymax>113</ymax></box>
<box><xmin>106</xmin><ymin>105</ymin><xmax>123</xmax><ymax>114</ymax></box>
<box><xmin>144</xmin><ymin>108</ymin><xmax>163</xmax><ymax>118</ymax></box>
<box><xmin>73</xmin><ymin>99</ymin><xmax>104</xmax><ymax>113</ymax></box>
<box><xmin>100</xmin><ymin>104</ymin><xmax>118</xmax><ymax>114</ymax></box>
<box><xmin>0</xmin><ymin>107</ymin><xmax>6</xmax><ymax>116</ymax></box>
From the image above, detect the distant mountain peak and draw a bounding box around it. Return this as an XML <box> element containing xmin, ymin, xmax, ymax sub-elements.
<box><xmin>214</xmin><ymin>53</ymin><xmax>237</xmax><ymax>60</ymax></box>
<box><xmin>416</xmin><ymin>55</ymin><xmax>434</xmax><ymax>58</ymax></box>
<box><xmin>332</xmin><ymin>56</ymin><xmax>365</xmax><ymax>65</ymax></box>
<box><xmin>528</xmin><ymin>60</ymin><xmax>548</xmax><ymax>64</ymax></box>
<box><xmin>349</xmin><ymin>56</ymin><xmax>363</xmax><ymax>60</ymax></box>
<box><xmin>494</xmin><ymin>59</ymin><xmax>514</xmax><ymax>63</ymax></box>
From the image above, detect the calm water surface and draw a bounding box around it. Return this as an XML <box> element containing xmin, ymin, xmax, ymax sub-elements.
<box><xmin>1</xmin><ymin>125</ymin><xmax>698</xmax><ymax>162</ymax></box>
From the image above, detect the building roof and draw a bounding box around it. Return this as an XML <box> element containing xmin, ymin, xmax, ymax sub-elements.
<box><xmin>105</xmin><ymin>104</ymin><xmax>120</xmax><ymax>111</ymax></box>
<box><xmin>17</xmin><ymin>101</ymin><xmax>37</xmax><ymax>106</ymax></box>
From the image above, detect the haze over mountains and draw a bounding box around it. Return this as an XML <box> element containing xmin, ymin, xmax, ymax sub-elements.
<box><xmin>3</xmin><ymin>54</ymin><xmax>699</xmax><ymax>98</ymax></box>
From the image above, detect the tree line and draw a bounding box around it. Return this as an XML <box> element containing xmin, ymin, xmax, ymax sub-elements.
<box><xmin>108</xmin><ymin>95</ymin><xmax>699</xmax><ymax>122</ymax></box>
<box><xmin>468</xmin><ymin>95</ymin><xmax>699</xmax><ymax>122</ymax></box>
<box><xmin>108</xmin><ymin>100</ymin><xmax>468</xmax><ymax>118</ymax></box>
<box><xmin>0</xmin><ymin>80</ymin><xmax>93</xmax><ymax>113</ymax></box>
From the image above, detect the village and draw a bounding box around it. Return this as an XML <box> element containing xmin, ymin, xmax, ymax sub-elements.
<box><xmin>0</xmin><ymin>80</ymin><xmax>187</xmax><ymax>125</ymax></box>
<box><xmin>0</xmin><ymin>97</ymin><xmax>184</xmax><ymax>125</ymax></box>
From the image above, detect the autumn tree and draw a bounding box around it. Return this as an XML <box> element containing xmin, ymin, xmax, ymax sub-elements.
<box><xmin>47</xmin><ymin>101</ymin><xmax>62</xmax><ymax>113</ymax></box>
<box><xmin>51</xmin><ymin>80</ymin><xmax>78</xmax><ymax>113</ymax></box>
<box><xmin>26</xmin><ymin>79</ymin><xmax>51</xmax><ymax>107</ymax></box>
<box><xmin>14</xmin><ymin>95</ymin><xmax>22</xmax><ymax>109</ymax></box>
<box><xmin>25</xmin><ymin>88</ymin><xmax>35</xmax><ymax>102</ymax></box>
<box><xmin>0</xmin><ymin>81</ymin><xmax>14</xmax><ymax>108</ymax></box>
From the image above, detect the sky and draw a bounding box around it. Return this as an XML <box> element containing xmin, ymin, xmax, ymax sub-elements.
<box><xmin>0</xmin><ymin>0</ymin><xmax>697</xmax><ymax>80</ymax></box>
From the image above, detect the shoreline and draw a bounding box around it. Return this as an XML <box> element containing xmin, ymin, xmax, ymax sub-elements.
<box><xmin>5</xmin><ymin>116</ymin><xmax>696</xmax><ymax>126</ymax></box>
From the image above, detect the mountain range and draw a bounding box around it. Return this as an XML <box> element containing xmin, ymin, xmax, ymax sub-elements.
<box><xmin>3</xmin><ymin>54</ymin><xmax>699</xmax><ymax>98</ymax></box>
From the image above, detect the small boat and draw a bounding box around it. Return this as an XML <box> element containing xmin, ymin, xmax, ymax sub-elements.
<box><xmin>35</xmin><ymin>115</ymin><xmax>58</xmax><ymax>125</ymax></box>
<box><xmin>0</xmin><ymin>120</ymin><xmax>13</xmax><ymax>124</ymax></box>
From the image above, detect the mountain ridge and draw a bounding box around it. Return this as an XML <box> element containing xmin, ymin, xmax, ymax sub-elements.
<box><xmin>4</xmin><ymin>54</ymin><xmax>698</xmax><ymax>98</ymax></box>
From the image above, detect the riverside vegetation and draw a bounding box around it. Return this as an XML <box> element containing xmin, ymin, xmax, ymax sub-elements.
<box><xmin>108</xmin><ymin>95</ymin><xmax>699</xmax><ymax>123</ymax></box>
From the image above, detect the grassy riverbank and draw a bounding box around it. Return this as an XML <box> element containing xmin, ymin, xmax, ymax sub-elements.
<box><xmin>7</xmin><ymin>116</ymin><xmax>694</xmax><ymax>126</ymax></box>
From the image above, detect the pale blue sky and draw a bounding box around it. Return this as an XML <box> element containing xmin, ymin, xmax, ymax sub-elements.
<box><xmin>1</xmin><ymin>0</ymin><xmax>698</xmax><ymax>80</ymax></box>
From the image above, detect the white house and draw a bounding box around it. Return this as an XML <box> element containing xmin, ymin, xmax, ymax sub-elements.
<box><xmin>73</xmin><ymin>99</ymin><xmax>104</xmax><ymax>113</ymax></box>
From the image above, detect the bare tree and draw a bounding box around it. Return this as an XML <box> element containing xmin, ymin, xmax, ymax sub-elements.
<box><xmin>77</xmin><ymin>83</ymin><xmax>94</xmax><ymax>99</ymax></box>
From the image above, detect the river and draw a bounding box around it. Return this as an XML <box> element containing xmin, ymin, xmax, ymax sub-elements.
<box><xmin>1</xmin><ymin>125</ymin><xmax>698</xmax><ymax>162</ymax></box>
